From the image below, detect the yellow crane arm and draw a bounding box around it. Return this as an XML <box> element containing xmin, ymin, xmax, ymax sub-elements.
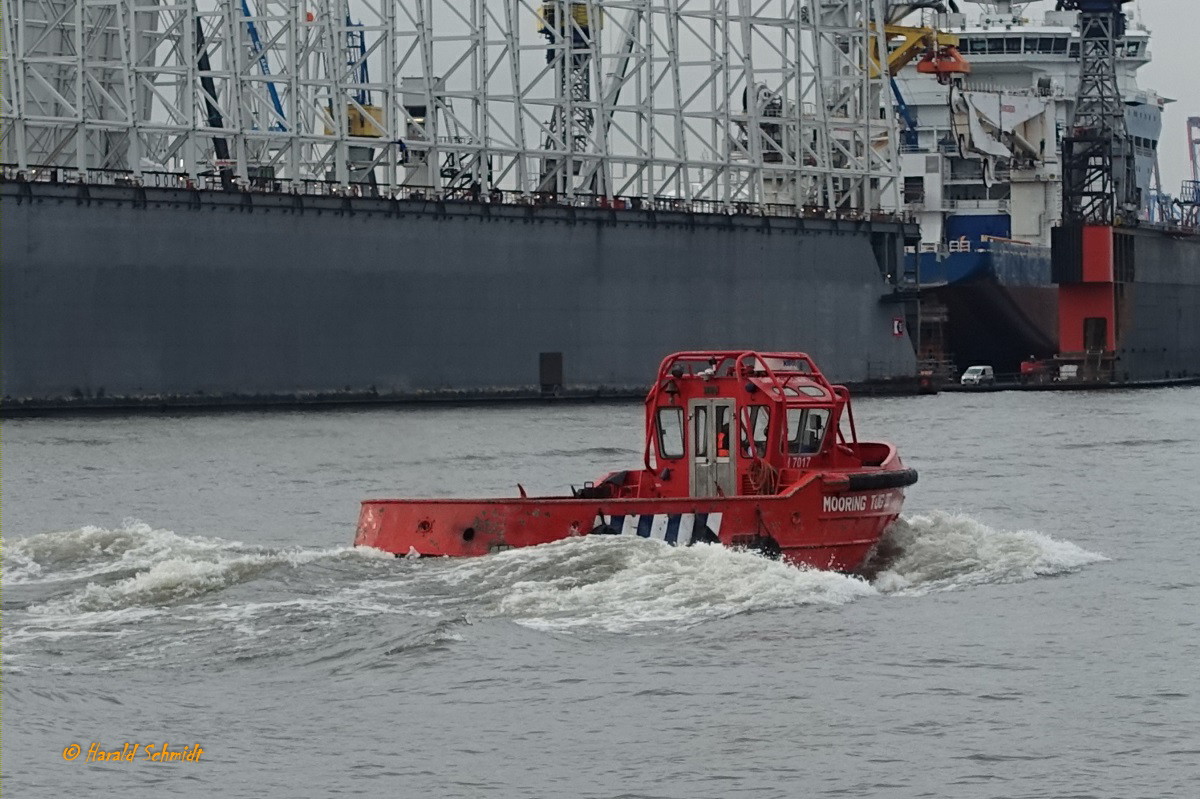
<box><xmin>870</xmin><ymin>24</ymin><xmax>964</xmax><ymax>78</ymax></box>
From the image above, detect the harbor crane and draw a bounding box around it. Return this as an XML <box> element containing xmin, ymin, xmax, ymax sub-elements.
<box><xmin>1052</xmin><ymin>0</ymin><xmax>1137</xmax><ymax>378</ymax></box>
<box><xmin>874</xmin><ymin>3</ymin><xmax>971</xmax><ymax>150</ymax></box>
<box><xmin>1057</xmin><ymin>0</ymin><xmax>1139</xmax><ymax>226</ymax></box>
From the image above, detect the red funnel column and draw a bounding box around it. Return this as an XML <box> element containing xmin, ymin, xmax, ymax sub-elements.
<box><xmin>1058</xmin><ymin>225</ymin><xmax>1116</xmax><ymax>355</ymax></box>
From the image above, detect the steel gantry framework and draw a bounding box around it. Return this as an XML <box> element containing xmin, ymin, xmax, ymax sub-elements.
<box><xmin>1059</xmin><ymin>0</ymin><xmax>1139</xmax><ymax>226</ymax></box>
<box><xmin>1</xmin><ymin>0</ymin><xmax>899</xmax><ymax>211</ymax></box>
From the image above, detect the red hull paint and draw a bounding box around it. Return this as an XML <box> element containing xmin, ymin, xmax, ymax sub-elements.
<box><xmin>1059</xmin><ymin>282</ymin><xmax>1116</xmax><ymax>352</ymax></box>
<box><xmin>1059</xmin><ymin>224</ymin><xmax>1117</xmax><ymax>354</ymax></box>
<box><xmin>1081</xmin><ymin>225</ymin><xmax>1115</xmax><ymax>283</ymax></box>
<box><xmin>356</xmin><ymin>476</ymin><xmax>906</xmax><ymax>572</ymax></box>
<box><xmin>355</xmin><ymin>351</ymin><xmax>916</xmax><ymax>573</ymax></box>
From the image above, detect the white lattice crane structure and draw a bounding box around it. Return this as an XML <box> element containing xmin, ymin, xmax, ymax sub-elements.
<box><xmin>1</xmin><ymin>0</ymin><xmax>899</xmax><ymax>212</ymax></box>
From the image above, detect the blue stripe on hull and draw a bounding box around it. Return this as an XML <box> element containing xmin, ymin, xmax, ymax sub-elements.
<box><xmin>596</xmin><ymin>512</ymin><xmax>722</xmax><ymax>546</ymax></box>
<box><xmin>664</xmin><ymin>515</ymin><xmax>682</xmax><ymax>545</ymax></box>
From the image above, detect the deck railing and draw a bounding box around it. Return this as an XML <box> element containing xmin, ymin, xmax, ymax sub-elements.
<box><xmin>1</xmin><ymin>163</ymin><xmax>913</xmax><ymax>225</ymax></box>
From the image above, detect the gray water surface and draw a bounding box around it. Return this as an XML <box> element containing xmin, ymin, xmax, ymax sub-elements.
<box><xmin>3</xmin><ymin>389</ymin><xmax>1199</xmax><ymax>797</ymax></box>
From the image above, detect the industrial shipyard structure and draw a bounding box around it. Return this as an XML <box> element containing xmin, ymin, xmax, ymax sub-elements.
<box><xmin>893</xmin><ymin>0</ymin><xmax>1200</xmax><ymax>379</ymax></box>
<box><xmin>892</xmin><ymin>0</ymin><xmax>1199</xmax><ymax>384</ymax></box>
<box><xmin>1</xmin><ymin>0</ymin><xmax>1196</xmax><ymax>408</ymax></box>
<box><xmin>2</xmin><ymin>0</ymin><xmax>925</xmax><ymax>407</ymax></box>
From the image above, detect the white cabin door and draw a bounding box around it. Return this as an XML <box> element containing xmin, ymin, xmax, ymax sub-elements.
<box><xmin>688</xmin><ymin>398</ymin><xmax>736</xmax><ymax>497</ymax></box>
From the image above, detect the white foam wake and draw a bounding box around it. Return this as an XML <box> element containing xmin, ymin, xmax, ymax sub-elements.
<box><xmin>426</xmin><ymin>511</ymin><xmax>1108</xmax><ymax>631</ymax></box>
<box><xmin>5</xmin><ymin>512</ymin><xmax>1108</xmax><ymax>634</ymax></box>
<box><xmin>4</xmin><ymin>520</ymin><xmax>229</xmax><ymax>585</ymax></box>
<box><xmin>6</xmin><ymin>521</ymin><xmax>392</xmax><ymax>614</ymax></box>
<box><xmin>48</xmin><ymin>550</ymin><xmax>324</xmax><ymax>613</ymax></box>
<box><xmin>871</xmin><ymin>510</ymin><xmax>1109</xmax><ymax>595</ymax></box>
<box><xmin>436</xmin><ymin>536</ymin><xmax>874</xmax><ymax>633</ymax></box>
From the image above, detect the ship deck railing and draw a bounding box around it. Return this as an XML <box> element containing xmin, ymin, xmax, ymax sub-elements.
<box><xmin>1</xmin><ymin>163</ymin><xmax>913</xmax><ymax>225</ymax></box>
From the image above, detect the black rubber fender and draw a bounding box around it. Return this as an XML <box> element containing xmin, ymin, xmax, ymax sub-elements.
<box><xmin>845</xmin><ymin>468</ymin><xmax>919</xmax><ymax>492</ymax></box>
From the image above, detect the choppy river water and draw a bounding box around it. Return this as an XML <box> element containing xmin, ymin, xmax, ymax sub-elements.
<box><xmin>3</xmin><ymin>388</ymin><xmax>1199</xmax><ymax>797</ymax></box>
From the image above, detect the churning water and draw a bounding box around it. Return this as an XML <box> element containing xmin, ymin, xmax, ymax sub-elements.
<box><xmin>3</xmin><ymin>389</ymin><xmax>1198</xmax><ymax>797</ymax></box>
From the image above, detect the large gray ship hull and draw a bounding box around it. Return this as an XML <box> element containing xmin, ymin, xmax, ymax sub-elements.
<box><xmin>1048</xmin><ymin>222</ymin><xmax>1200</xmax><ymax>384</ymax></box>
<box><xmin>1114</xmin><ymin>227</ymin><xmax>1200</xmax><ymax>382</ymax></box>
<box><xmin>2</xmin><ymin>181</ymin><xmax>917</xmax><ymax>409</ymax></box>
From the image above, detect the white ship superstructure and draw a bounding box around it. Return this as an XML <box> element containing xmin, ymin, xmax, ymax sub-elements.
<box><xmin>894</xmin><ymin>0</ymin><xmax>1165</xmax><ymax>261</ymax></box>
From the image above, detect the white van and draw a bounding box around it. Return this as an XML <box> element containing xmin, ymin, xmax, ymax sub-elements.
<box><xmin>960</xmin><ymin>365</ymin><xmax>995</xmax><ymax>386</ymax></box>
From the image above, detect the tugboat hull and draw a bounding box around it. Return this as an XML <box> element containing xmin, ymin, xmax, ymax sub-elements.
<box><xmin>356</xmin><ymin>351</ymin><xmax>918</xmax><ymax>573</ymax></box>
<box><xmin>357</xmin><ymin>471</ymin><xmax>916</xmax><ymax>572</ymax></box>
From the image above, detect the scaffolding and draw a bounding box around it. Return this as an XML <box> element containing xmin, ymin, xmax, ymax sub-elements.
<box><xmin>1</xmin><ymin>0</ymin><xmax>899</xmax><ymax>211</ymax></box>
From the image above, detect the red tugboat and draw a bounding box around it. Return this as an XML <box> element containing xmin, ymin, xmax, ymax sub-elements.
<box><xmin>355</xmin><ymin>351</ymin><xmax>917</xmax><ymax>572</ymax></box>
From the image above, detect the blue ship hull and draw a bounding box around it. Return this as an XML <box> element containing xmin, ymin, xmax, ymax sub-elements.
<box><xmin>906</xmin><ymin>214</ymin><xmax>1058</xmax><ymax>374</ymax></box>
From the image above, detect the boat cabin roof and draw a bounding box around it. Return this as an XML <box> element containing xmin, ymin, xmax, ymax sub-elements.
<box><xmin>647</xmin><ymin>350</ymin><xmax>841</xmax><ymax>407</ymax></box>
<box><xmin>637</xmin><ymin>351</ymin><xmax>861</xmax><ymax>482</ymax></box>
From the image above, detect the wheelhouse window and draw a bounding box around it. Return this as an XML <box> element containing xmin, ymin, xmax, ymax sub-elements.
<box><xmin>715</xmin><ymin>404</ymin><xmax>732</xmax><ymax>458</ymax></box>
<box><xmin>740</xmin><ymin>405</ymin><xmax>771</xmax><ymax>457</ymax></box>
<box><xmin>657</xmin><ymin>407</ymin><xmax>684</xmax><ymax>459</ymax></box>
<box><xmin>785</xmin><ymin>408</ymin><xmax>831</xmax><ymax>455</ymax></box>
